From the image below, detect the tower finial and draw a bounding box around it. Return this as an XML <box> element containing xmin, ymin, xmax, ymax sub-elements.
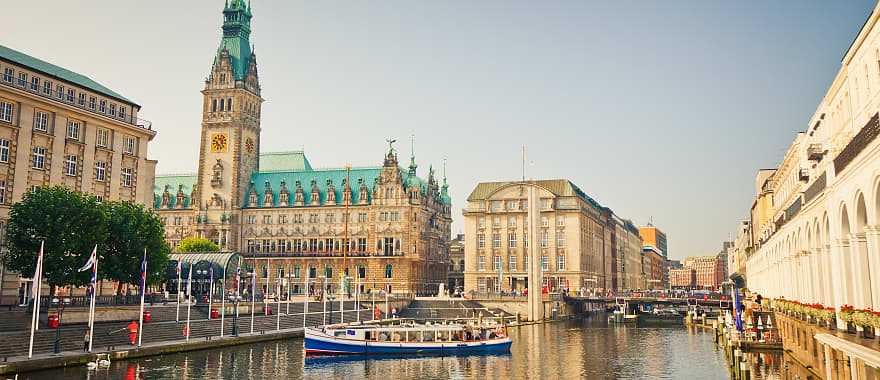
<box><xmin>408</xmin><ymin>134</ymin><xmax>417</xmax><ymax>175</ymax></box>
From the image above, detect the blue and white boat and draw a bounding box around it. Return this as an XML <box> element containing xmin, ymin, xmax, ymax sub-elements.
<box><xmin>304</xmin><ymin>323</ymin><xmax>512</xmax><ymax>356</ymax></box>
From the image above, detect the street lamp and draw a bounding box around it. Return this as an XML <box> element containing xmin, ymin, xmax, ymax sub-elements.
<box><xmin>229</xmin><ymin>292</ymin><xmax>241</xmax><ymax>336</ymax></box>
<box><xmin>51</xmin><ymin>297</ymin><xmax>71</xmax><ymax>354</ymax></box>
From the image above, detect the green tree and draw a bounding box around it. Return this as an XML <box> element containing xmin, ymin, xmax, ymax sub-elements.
<box><xmin>177</xmin><ymin>237</ymin><xmax>220</xmax><ymax>253</ymax></box>
<box><xmin>3</xmin><ymin>186</ymin><xmax>108</xmax><ymax>294</ymax></box>
<box><xmin>102</xmin><ymin>201</ymin><xmax>170</xmax><ymax>294</ymax></box>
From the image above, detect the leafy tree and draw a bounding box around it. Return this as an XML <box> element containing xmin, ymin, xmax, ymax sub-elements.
<box><xmin>102</xmin><ymin>201</ymin><xmax>170</xmax><ymax>294</ymax></box>
<box><xmin>176</xmin><ymin>237</ymin><xmax>220</xmax><ymax>253</ymax></box>
<box><xmin>3</xmin><ymin>186</ymin><xmax>108</xmax><ymax>294</ymax></box>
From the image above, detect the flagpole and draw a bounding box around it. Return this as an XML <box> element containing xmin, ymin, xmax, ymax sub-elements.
<box><xmin>208</xmin><ymin>267</ymin><xmax>214</xmax><ymax>324</ymax></box>
<box><xmin>27</xmin><ymin>241</ymin><xmax>44</xmax><ymax>359</ymax></box>
<box><xmin>276</xmin><ymin>278</ymin><xmax>281</xmax><ymax>331</ymax></box>
<box><xmin>137</xmin><ymin>248</ymin><xmax>147</xmax><ymax>347</ymax></box>
<box><xmin>176</xmin><ymin>261</ymin><xmax>181</xmax><ymax>323</ymax></box>
<box><xmin>303</xmin><ymin>275</ymin><xmax>308</xmax><ymax>328</ymax></box>
<box><xmin>250</xmin><ymin>267</ymin><xmax>256</xmax><ymax>334</ymax></box>
<box><xmin>88</xmin><ymin>246</ymin><xmax>98</xmax><ymax>352</ymax></box>
<box><xmin>220</xmin><ymin>277</ymin><xmax>226</xmax><ymax>338</ymax></box>
<box><xmin>186</xmin><ymin>262</ymin><xmax>193</xmax><ymax>341</ymax></box>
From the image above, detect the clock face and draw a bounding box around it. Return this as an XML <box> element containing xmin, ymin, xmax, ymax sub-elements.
<box><xmin>245</xmin><ymin>137</ymin><xmax>255</xmax><ymax>154</ymax></box>
<box><xmin>210</xmin><ymin>133</ymin><xmax>228</xmax><ymax>153</ymax></box>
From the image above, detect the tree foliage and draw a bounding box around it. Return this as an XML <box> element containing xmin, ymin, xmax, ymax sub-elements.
<box><xmin>176</xmin><ymin>237</ymin><xmax>220</xmax><ymax>253</ymax></box>
<box><xmin>103</xmin><ymin>201</ymin><xmax>170</xmax><ymax>291</ymax></box>
<box><xmin>4</xmin><ymin>187</ymin><xmax>171</xmax><ymax>292</ymax></box>
<box><xmin>3</xmin><ymin>186</ymin><xmax>107</xmax><ymax>288</ymax></box>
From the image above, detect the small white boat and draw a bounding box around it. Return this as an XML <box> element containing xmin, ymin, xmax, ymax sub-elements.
<box><xmin>304</xmin><ymin>323</ymin><xmax>512</xmax><ymax>356</ymax></box>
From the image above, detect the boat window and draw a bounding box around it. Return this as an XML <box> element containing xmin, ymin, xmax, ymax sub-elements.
<box><xmin>334</xmin><ymin>331</ymin><xmax>347</xmax><ymax>338</ymax></box>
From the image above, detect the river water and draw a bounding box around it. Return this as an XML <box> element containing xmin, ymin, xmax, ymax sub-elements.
<box><xmin>17</xmin><ymin>316</ymin><xmax>785</xmax><ymax>379</ymax></box>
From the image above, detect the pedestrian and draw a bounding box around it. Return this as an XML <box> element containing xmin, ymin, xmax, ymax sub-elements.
<box><xmin>83</xmin><ymin>330</ymin><xmax>91</xmax><ymax>352</ymax></box>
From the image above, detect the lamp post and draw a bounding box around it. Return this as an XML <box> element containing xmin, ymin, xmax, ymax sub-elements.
<box><xmin>230</xmin><ymin>293</ymin><xmax>241</xmax><ymax>337</ymax></box>
<box><xmin>51</xmin><ymin>297</ymin><xmax>70</xmax><ymax>354</ymax></box>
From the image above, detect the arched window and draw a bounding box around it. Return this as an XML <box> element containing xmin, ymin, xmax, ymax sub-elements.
<box><xmin>219</xmin><ymin>98</ymin><xmax>225</xmax><ymax>111</ymax></box>
<box><xmin>227</xmin><ymin>97</ymin><xmax>233</xmax><ymax>111</ymax></box>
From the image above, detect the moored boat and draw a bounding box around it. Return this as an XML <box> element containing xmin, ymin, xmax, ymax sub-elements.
<box><xmin>304</xmin><ymin>324</ymin><xmax>512</xmax><ymax>356</ymax></box>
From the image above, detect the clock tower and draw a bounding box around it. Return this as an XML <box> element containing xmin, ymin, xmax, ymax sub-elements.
<box><xmin>194</xmin><ymin>0</ymin><xmax>262</xmax><ymax>249</ymax></box>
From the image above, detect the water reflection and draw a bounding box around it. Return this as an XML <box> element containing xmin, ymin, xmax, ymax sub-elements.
<box><xmin>17</xmin><ymin>316</ymin><xmax>786</xmax><ymax>379</ymax></box>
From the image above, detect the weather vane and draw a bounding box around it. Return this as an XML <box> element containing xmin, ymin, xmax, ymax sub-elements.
<box><xmin>386</xmin><ymin>138</ymin><xmax>397</xmax><ymax>153</ymax></box>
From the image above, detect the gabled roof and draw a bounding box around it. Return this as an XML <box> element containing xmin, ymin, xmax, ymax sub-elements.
<box><xmin>0</xmin><ymin>44</ymin><xmax>138</xmax><ymax>107</ymax></box>
<box><xmin>248</xmin><ymin>166</ymin><xmax>381</xmax><ymax>207</ymax></box>
<box><xmin>467</xmin><ymin>179</ymin><xmax>606</xmax><ymax>211</ymax></box>
<box><xmin>154</xmin><ymin>174</ymin><xmax>197</xmax><ymax>209</ymax></box>
<box><xmin>260</xmin><ymin>151</ymin><xmax>313</xmax><ymax>172</ymax></box>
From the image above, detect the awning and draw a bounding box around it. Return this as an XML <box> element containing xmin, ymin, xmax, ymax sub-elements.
<box><xmin>167</xmin><ymin>252</ymin><xmax>243</xmax><ymax>280</ymax></box>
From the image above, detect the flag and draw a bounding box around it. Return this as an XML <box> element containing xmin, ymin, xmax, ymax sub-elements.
<box><xmin>78</xmin><ymin>246</ymin><xmax>98</xmax><ymax>295</ymax></box>
<box><xmin>235</xmin><ymin>266</ymin><xmax>241</xmax><ymax>291</ymax></box>
<box><xmin>139</xmin><ymin>250</ymin><xmax>148</xmax><ymax>295</ymax></box>
<box><xmin>30</xmin><ymin>244</ymin><xmax>43</xmax><ymax>303</ymax></box>
<box><xmin>176</xmin><ymin>260</ymin><xmax>182</xmax><ymax>276</ymax></box>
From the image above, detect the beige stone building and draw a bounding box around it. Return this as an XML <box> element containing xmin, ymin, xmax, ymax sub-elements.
<box><xmin>0</xmin><ymin>44</ymin><xmax>157</xmax><ymax>304</ymax></box>
<box><xmin>447</xmin><ymin>234</ymin><xmax>465</xmax><ymax>292</ymax></box>
<box><xmin>462</xmin><ymin>179</ymin><xmax>641</xmax><ymax>294</ymax></box>
<box><xmin>154</xmin><ymin>1</ymin><xmax>451</xmax><ymax>296</ymax></box>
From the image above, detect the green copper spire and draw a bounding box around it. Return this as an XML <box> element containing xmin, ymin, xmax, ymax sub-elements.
<box><xmin>408</xmin><ymin>134</ymin><xmax>417</xmax><ymax>176</ymax></box>
<box><xmin>217</xmin><ymin>0</ymin><xmax>254</xmax><ymax>80</ymax></box>
<box><xmin>441</xmin><ymin>158</ymin><xmax>449</xmax><ymax>196</ymax></box>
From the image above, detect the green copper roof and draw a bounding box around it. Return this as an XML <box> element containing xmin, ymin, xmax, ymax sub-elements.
<box><xmin>154</xmin><ymin>174</ymin><xmax>197</xmax><ymax>209</ymax></box>
<box><xmin>217</xmin><ymin>0</ymin><xmax>254</xmax><ymax>81</ymax></box>
<box><xmin>0</xmin><ymin>44</ymin><xmax>138</xmax><ymax>107</ymax></box>
<box><xmin>260</xmin><ymin>151</ymin><xmax>313</xmax><ymax>172</ymax></box>
<box><xmin>249</xmin><ymin>167</ymin><xmax>382</xmax><ymax>207</ymax></box>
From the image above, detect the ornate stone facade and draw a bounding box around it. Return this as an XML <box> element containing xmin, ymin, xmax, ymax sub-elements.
<box><xmin>154</xmin><ymin>1</ymin><xmax>451</xmax><ymax>295</ymax></box>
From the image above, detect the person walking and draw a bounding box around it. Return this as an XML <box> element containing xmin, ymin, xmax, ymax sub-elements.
<box><xmin>83</xmin><ymin>330</ymin><xmax>91</xmax><ymax>352</ymax></box>
<box><xmin>126</xmin><ymin>320</ymin><xmax>139</xmax><ymax>346</ymax></box>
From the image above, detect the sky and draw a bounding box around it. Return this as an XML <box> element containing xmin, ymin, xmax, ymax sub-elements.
<box><xmin>2</xmin><ymin>1</ymin><xmax>876</xmax><ymax>260</ymax></box>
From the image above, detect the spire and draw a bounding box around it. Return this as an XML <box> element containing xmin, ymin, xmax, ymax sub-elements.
<box><xmin>408</xmin><ymin>134</ymin><xmax>417</xmax><ymax>176</ymax></box>
<box><xmin>441</xmin><ymin>157</ymin><xmax>449</xmax><ymax>197</ymax></box>
<box><xmin>217</xmin><ymin>0</ymin><xmax>254</xmax><ymax>81</ymax></box>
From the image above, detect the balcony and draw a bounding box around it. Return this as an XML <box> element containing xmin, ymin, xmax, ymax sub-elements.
<box><xmin>807</xmin><ymin>143</ymin><xmax>825</xmax><ymax>161</ymax></box>
<box><xmin>0</xmin><ymin>76</ymin><xmax>152</xmax><ymax>131</ymax></box>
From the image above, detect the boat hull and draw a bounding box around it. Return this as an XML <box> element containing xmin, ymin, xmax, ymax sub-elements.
<box><xmin>304</xmin><ymin>330</ymin><xmax>512</xmax><ymax>356</ymax></box>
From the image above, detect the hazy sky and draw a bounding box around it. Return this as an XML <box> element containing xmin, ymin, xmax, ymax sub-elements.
<box><xmin>3</xmin><ymin>1</ymin><xmax>875</xmax><ymax>259</ymax></box>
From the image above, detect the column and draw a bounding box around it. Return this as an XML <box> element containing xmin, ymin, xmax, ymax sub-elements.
<box><xmin>865</xmin><ymin>226</ymin><xmax>880</xmax><ymax>309</ymax></box>
<box><xmin>830</xmin><ymin>239</ymin><xmax>849</xmax><ymax>329</ymax></box>
<box><xmin>848</xmin><ymin>234</ymin><xmax>871</xmax><ymax>309</ymax></box>
<box><xmin>822</xmin><ymin>245</ymin><xmax>835</xmax><ymax>307</ymax></box>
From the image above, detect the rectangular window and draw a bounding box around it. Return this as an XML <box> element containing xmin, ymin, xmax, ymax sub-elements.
<box><xmin>507</xmin><ymin>216</ymin><xmax>516</xmax><ymax>228</ymax></box>
<box><xmin>31</xmin><ymin>147</ymin><xmax>46</xmax><ymax>169</ymax></box>
<box><xmin>95</xmin><ymin>161</ymin><xmax>106</xmax><ymax>182</ymax></box>
<box><xmin>0</xmin><ymin>180</ymin><xmax>6</xmax><ymax>204</ymax></box>
<box><xmin>293</xmin><ymin>265</ymin><xmax>301</xmax><ymax>278</ymax></box>
<box><xmin>96</xmin><ymin>129</ymin><xmax>109</xmax><ymax>148</ymax></box>
<box><xmin>211</xmin><ymin>99</ymin><xmax>217</xmax><ymax>112</ymax></box>
<box><xmin>66</xmin><ymin>120</ymin><xmax>81</xmax><ymax>140</ymax></box>
<box><xmin>509</xmin><ymin>255</ymin><xmax>517</xmax><ymax>271</ymax></box>
<box><xmin>556</xmin><ymin>217</ymin><xmax>565</xmax><ymax>226</ymax></box>
<box><xmin>556</xmin><ymin>233</ymin><xmax>565</xmax><ymax>247</ymax></box>
<box><xmin>508</xmin><ymin>233</ymin><xmax>517</xmax><ymax>248</ymax></box>
<box><xmin>493</xmin><ymin>255</ymin><xmax>501</xmax><ymax>271</ymax></box>
<box><xmin>478</xmin><ymin>255</ymin><xmax>486</xmax><ymax>271</ymax></box>
<box><xmin>523</xmin><ymin>233</ymin><xmax>528</xmax><ymax>248</ymax></box>
<box><xmin>0</xmin><ymin>139</ymin><xmax>9</xmax><ymax>163</ymax></box>
<box><xmin>119</xmin><ymin>106</ymin><xmax>126</xmax><ymax>120</ymax></box>
<box><xmin>541</xmin><ymin>199</ymin><xmax>551</xmax><ymax>210</ymax></box>
<box><xmin>523</xmin><ymin>255</ymin><xmax>529</xmax><ymax>269</ymax></box>
<box><xmin>17</xmin><ymin>72</ymin><xmax>26</xmax><ymax>87</ymax></box>
<box><xmin>541</xmin><ymin>231</ymin><xmax>549</xmax><ymax>248</ymax></box>
<box><xmin>55</xmin><ymin>84</ymin><xmax>63</xmax><ymax>99</ymax></box>
<box><xmin>557</xmin><ymin>255</ymin><xmax>566</xmax><ymax>271</ymax></box>
<box><xmin>478</xmin><ymin>217</ymin><xmax>485</xmax><ymax>229</ymax></box>
<box><xmin>109</xmin><ymin>103</ymin><xmax>116</xmax><ymax>116</ymax></box>
<box><xmin>66</xmin><ymin>89</ymin><xmax>74</xmax><ymax>103</ymax></box>
<box><xmin>99</xmin><ymin>100</ymin><xmax>106</xmax><ymax>113</ymax></box>
<box><xmin>42</xmin><ymin>80</ymin><xmax>51</xmax><ymax>95</ymax></box>
<box><xmin>2</xmin><ymin>68</ymin><xmax>11</xmax><ymax>83</ymax></box>
<box><xmin>78</xmin><ymin>93</ymin><xmax>86</xmax><ymax>106</ymax></box>
<box><xmin>541</xmin><ymin>216</ymin><xmax>549</xmax><ymax>227</ymax></box>
<box><xmin>122</xmin><ymin>136</ymin><xmax>136</xmax><ymax>155</ymax></box>
<box><xmin>33</xmin><ymin>111</ymin><xmax>48</xmax><ymax>132</ymax></box>
<box><xmin>30</xmin><ymin>77</ymin><xmax>38</xmax><ymax>91</ymax></box>
<box><xmin>0</xmin><ymin>101</ymin><xmax>13</xmax><ymax>123</ymax></box>
<box><xmin>490</xmin><ymin>201</ymin><xmax>502</xmax><ymax>212</ymax></box>
<box><xmin>121</xmin><ymin>167</ymin><xmax>133</xmax><ymax>187</ymax></box>
<box><xmin>492</xmin><ymin>233</ymin><xmax>501</xmax><ymax>248</ymax></box>
<box><xmin>477</xmin><ymin>234</ymin><xmax>485</xmax><ymax>249</ymax></box>
<box><xmin>541</xmin><ymin>255</ymin><xmax>548</xmax><ymax>271</ymax></box>
<box><xmin>64</xmin><ymin>155</ymin><xmax>77</xmax><ymax>176</ymax></box>
<box><xmin>493</xmin><ymin>216</ymin><xmax>500</xmax><ymax>227</ymax></box>
<box><xmin>88</xmin><ymin>97</ymin><xmax>96</xmax><ymax>110</ymax></box>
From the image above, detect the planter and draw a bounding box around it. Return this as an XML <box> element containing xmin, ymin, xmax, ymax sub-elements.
<box><xmin>862</xmin><ymin>326</ymin><xmax>876</xmax><ymax>340</ymax></box>
<box><xmin>847</xmin><ymin>322</ymin><xmax>858</xmax><ymax>334</ymax></box>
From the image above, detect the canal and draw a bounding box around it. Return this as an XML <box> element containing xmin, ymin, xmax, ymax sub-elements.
<box><xmin>17</xmin><ymin>316</ymin><xmax>784</xmax><ymax>379</ymax></box>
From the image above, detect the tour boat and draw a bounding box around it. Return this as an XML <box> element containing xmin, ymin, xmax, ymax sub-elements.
<box><xmin>304</xmin><ymin>323</ymin><xmax>512</xmax><ymax>356</ymax></box>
